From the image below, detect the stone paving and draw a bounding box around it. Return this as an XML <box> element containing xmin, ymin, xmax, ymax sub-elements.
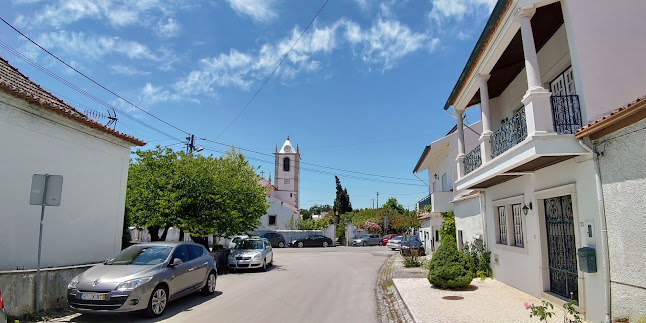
<box><xmin>390</xmin><ymin>255</ymin><xmax>572</xmax><ymax>323</ymax></box>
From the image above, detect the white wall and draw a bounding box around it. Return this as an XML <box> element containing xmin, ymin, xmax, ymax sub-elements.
<box><xmin>595</xmin><ymin>118</ymin><xmax>646</xmax><ymax>320</ymax></box>
<box><xmin>0</xmin><ymin>93</ymin><xmax>133</xmax><ymax>270</ymax></box>
<box><xmin>483</xmin><ymin>157</ymin><xmax>604</xmax><ymax>322</ymax></box>
<box><xmin>453</xmin><ymin>195</ymin><xmax>484</xmax><ymax>246</ymax></box>
<box><xmin>561</xmin><ymin>0</ymin><xmax>646</xmax><ymax>123</ymax></box>
<box><xmin>256</xmin><ymin>197</ymin><xmax>299</xmax><ymax>231</ymax></box>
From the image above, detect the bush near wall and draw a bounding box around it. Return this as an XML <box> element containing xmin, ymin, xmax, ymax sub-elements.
<box><xmin>427</xmin><ymin>224</ymin><xmax>473</xmax><ymax>289</ymax></box>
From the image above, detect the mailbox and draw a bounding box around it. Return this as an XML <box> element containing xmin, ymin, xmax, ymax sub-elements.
<box><xmin>577</xmin><ymin>247</ymin><xmax>597</xmax><ymax>273</ymax></box>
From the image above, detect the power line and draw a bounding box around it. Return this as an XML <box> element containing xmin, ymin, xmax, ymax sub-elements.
<box><xmin>214</xmin><ymin>0</ymin><xmax>330</xmax><ymax>139</ymax></box>
<box><xmin>0</xmin><ymin>16</ymin><xmax>190</xmax><ymax>136</ymax></box>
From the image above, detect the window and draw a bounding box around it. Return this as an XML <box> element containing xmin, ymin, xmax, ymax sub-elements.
<box><xmin>498</xmin><ymin>206</ymin><xmax>507</xmax><ymax>245</ymax></box>
<box><xmin>188</xmin><ymin>245</ymin><xmax>204</xmax><ymax>260</ymax></box>
<box><xmin>171</xmin><ymin>245</ymin><xmax>189</xmax><ymax>263</ymax></box>
<box><xmin>441</xmin><ymin>173</ymin><xmax>449</xmax><ymax>191</ymax></box>
<box><xmin>512</xmin><ymin>203</ymin><xmax>524</xmax><ymax>247</ymax></box>
<box><xmin>435</xmin><ymin>230</ymin><xmax>439</xmax><ymax>242</ymax></box>
<box><xmin>269</xmin><ymin>215</ymin><xmax>277</xmax><ymax>226</ymax></box>
<box><xmin>457</xmin><ymin>230</ymin><xmax>464</xmax><ymax>251</ymax></box>
<box><xmin>550</xmin><ymin>67</ymin><xmax>576</xmax><ymax>96</ymax></box>
<box><xmin>432</xmin><ymin>181</ymin><xmax>436</xmax><ymax>193</ymax></box>
<box><xmin>283</xmin><ymin>157</ymin><xmax>290</xmax><ymax>171</ymax></box>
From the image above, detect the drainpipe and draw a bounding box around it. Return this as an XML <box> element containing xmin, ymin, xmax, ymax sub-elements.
<box><xmin>479</xmin><ymin>191</ymin><xmax>488</xmax><ymax>249</ymax></box>
<box><xmin>579</xmin><ymin>139</ymin><xmax>611</xmax><ymax>323</ymax></box>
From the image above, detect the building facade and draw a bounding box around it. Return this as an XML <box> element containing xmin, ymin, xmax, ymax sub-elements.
<box><xmin>437</xmin><ymin>1</ymin><xmax>646</xmax><ymax>321</ymax></box>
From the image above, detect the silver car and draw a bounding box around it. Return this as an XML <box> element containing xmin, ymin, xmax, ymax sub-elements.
<box><xmin>67</xmin><ymin>241</ymin><xmax>217</xmax><ymax>317</ymax></box>
<box><xmin>352</xmin><ymin>234</ymin><xmax>383</xmax><ymax>246</ymax></box>
<box><xmin>228</xmin><ymin>238</ymin><xmax>273</xmax><ymax>272</ymax></box>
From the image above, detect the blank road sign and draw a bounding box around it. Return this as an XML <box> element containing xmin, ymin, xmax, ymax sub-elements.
<box><xmin>29</xmin><ymin>174</ymin><xmax>64</xmax><ymax>206</ymax></box>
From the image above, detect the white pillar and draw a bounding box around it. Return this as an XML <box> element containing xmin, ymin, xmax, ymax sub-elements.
<box><xmin>456</xmin><ymin>111</ymin><xmax>466</xmax><ymax>178</ymax></box>
<box><xmin>479</xmin><ymin>74</ymin><xmax>493</xmax><ymax>163</ymax></box>
<box><xmin>517</xmin><ymin>7</ymin><xmax>554</xmax><ymax>135</ymax></box>
<box><xmin>517</xmin><ymin>7</ymin><xmax>542</xmax><ymax>91</ymax></box>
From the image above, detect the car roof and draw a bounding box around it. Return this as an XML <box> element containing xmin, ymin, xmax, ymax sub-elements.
<box><xmin>131</xmin><ymin>241</ymin><xmax>201</xmax><ymax>248</ymax></box>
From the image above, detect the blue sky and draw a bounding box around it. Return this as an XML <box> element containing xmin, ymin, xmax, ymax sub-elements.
<box><xmin>0</xmin><ymin>0</ymin><xmax>494</xmax><ymax>211</ymax></box>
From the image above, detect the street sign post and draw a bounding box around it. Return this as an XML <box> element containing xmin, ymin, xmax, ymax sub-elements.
<box><xmin>30</xmin><ymin>174</ymin><xmax>63</xmax><ymax>315</ymax></box>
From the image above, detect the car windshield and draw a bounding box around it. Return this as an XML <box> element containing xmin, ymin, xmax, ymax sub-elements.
<box><xmin>107</xmin><ymin>245</ymin><xmax>172</xmax><ymax>265</ymax></box>
<box><xmin>235</xmin><ymin>240</ymin><xmax>264</xmax><ymax>250</ymax></box>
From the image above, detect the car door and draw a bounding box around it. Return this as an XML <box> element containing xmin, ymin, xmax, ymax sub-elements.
<box><xmin>168</xmin><ymin>245</ymin><xmax>192</xmax><ymax>296</ymax></box>
<box><xmin>264</xmin><ymin>240</ymin><xmax>273</xmax><ymax>263</ymax></box>
<box><xmin>187</xmin><ymin>245</ymin><xmax>209</xmax><ymax>288</ymax></box>
<box><xmin>370</xmin><ymin>235</ymin><xmax>380</xmax><ymax>245</ymax></box>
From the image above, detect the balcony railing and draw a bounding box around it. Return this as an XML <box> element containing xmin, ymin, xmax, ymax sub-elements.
<box><xmin>464</xmin><ymin>145</ymin><xmax>482</xmax><ymax>175</ymax></box>
<box><xmin>417</xmin><ymin>194</ymin><xmax>432</xmax><ymax>210</ymax></box>
<box><xmin>490</xmin><ymin>107</ymin><xmax>527</xmax><ymax>158</ymax></box>
<box><xmin>551</xmin><ymin>95</ymin><xmax>582</xmax><ymax>134</ymax></box>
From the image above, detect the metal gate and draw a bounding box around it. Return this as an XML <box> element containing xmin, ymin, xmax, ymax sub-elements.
<box><xmin>544</xmin><ymin>195</ymin><xmax>578</xmax><ymax>301</ymax></box>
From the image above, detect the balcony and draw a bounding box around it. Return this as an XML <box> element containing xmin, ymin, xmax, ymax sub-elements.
<box><xmin>417</xmin><ymin>191</ymin><xmax>454</xmax><ymax>213</ymax></box>
<box><xmin>456</xmin><ymin>95</ymin><xmax>588</xmax><ymax>191</ymax></box>
<box><xmin>417</xmin><ymin>194</ymin><xmax>431</xmax><ymax>211</ymax></box>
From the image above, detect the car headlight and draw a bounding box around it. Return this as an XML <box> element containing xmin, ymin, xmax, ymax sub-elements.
<box><xmin>68</xmin><ymin>277</ymin><xmax>79</xmax><ymax>289</ymax></box>
<box><xmin>228</xmin><ymin>254</ymin><xmax>236</xmax><ymax>260</ymax></box>
<box><xmin>116</xmin><ymin>277</ymin><xmax>153</xmax><ymax>291</ymax></box>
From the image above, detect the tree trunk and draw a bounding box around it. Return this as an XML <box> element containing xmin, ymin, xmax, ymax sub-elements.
<box><xmin>148</xmin><ymin>226</ymin><xmax>160</xmax><ymax>241</ymax></box>
<box><xmin>192</xmin><ymin>236</ymin><xmax>210</xmax><ymax>250</ymax></box>
<box><xmin>159</xmin><ymin>226</ymin><xmax>171</xmax><ymax>241</ymax></box>
<box><xmin>179</xmin><ymin>230</ymin><xmax>185</xmax><ymax>242</ymax></box>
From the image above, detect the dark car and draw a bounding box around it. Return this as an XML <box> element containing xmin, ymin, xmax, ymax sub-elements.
<box><xmin>400</xmin><ymin>236</ymin><xmax>426</xmax><ymax>256</ymax></box>
<box><xmin>290</xmin><ymin>235</ymin><xmax>334</xmax><ymax>248</ymax></box>
<box><xmin>260</xmin><ymin>232</ymin><xmax>286</xmax><ymax>248</ymax></box>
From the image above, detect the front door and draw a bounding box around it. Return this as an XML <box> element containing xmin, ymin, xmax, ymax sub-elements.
<box><xmin>544</xmin><ymin>195</ymin><xmax>578</xmax><ymax>301</ymax></box>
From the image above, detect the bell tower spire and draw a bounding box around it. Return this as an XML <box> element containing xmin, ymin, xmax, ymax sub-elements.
<box><xmin>274</xmin><ymin>137</ymin><xmax>300</xmax><ymax>210</ymax></box>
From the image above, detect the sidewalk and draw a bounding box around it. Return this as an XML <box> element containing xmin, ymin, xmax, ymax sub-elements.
<box><xmin>390</xmin><ymin>256</ymin><xmax>568</xmax><ymax>323</ymax></box>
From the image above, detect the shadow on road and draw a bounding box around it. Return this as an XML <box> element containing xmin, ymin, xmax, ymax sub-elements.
<box><xmin>62</xmin><ymin>291</ymin><xmax>223</xmax><ymax>322</ymax></box>
<box><xmin>225</xmin><ymin>263</ymin><xmax>286</xmax><ymax>274</ymax></box>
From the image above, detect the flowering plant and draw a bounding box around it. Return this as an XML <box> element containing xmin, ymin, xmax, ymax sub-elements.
<box><xmin>525</xmin><ymin>299</ymin><xmax>582</xmax><ymax>323</ymax></box>
<box><xmin>360</xmin><ymin>220</ymin><xmax>381</xmax><ymax>233</ymax></box>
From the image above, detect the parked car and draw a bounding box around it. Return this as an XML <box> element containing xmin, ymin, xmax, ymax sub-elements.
<box><xmin>0</xmin><ymin>288</ymin><xmax>6</xmax><ymax>323</ymax></box>
<box><xmin>386</xmin><ymin>236</ymin><xmax>403</xmax><ymax>250</ymax></box>
<box><xmin>400</xmin><ymin>236</ymin><xmax>426</xmax><ymax>256</ymax></box>
<box><xmin>260</xmin><ymin>232</ymin><xmax>286</xmax><ymax>248</ymax></box>
<box><xmin>67</xmin><ymin>242</ymin><xmax>217</xmax><ymax>318</ymax></box>
<box><xmin>382</xmin><ymin>234</ymin><xmax>399</xmax><ymax>246</ymax></box>
<box><xmin>228</xmin><ymin>235</ymin><xmax>249</xmax><ymax>249</ymax></box>
<box><xmin>228</xmin><ymin>238</ymin><xmax>273</xmax><ymax>272</ymax></box>
<box><xmin>290</xmin><ymin>235</ymin><xmax>334</xmax><ymax>248</ymax></box>
<box><xmin>351</xmin><ymin>234</ymin><xmax>382</xmax><ymax>246</ymax></box>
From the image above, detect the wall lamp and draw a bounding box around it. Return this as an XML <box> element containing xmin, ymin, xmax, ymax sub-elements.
<box><xmin>434</xmin><ymin>173</ymin><xmax>438</xmax><ymax>180</ymax></box>
<box><xmin>522</xmin><ymin>202</ymin><xmax>533</xmax><ymax>215</ymax></box>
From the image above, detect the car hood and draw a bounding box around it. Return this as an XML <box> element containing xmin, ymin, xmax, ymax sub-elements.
<box><xmin>79</xmin><ymin>264</ymin><xmax>160</xmax><ymax>283</ymax></box>
<box><xmin>230</xmin><ymin>249</ymin><xmax>262</xmax><ymax>256</ymax></box>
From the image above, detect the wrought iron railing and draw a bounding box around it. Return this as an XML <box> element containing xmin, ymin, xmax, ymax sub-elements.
<box><xmin>417</xmin><ymin>194</ymin><xmax>432</xmax><ymax>210</ymax></box>
<box><xmin>464</xmin><ymin>145</ymin><xmax>482</xmax><ymax>175</ymax></box>
<box><xmin>551</xmin><ymin>95</ymin><xmax>582</xmax><ymax>134</ymax></box>
<box><xmin>490</xmin><ymin>107</ymin><xmax>528</xmax><ymax>158</ymax></box>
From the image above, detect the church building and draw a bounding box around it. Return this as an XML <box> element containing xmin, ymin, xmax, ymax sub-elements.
<box><xmin>254</xmin><ymin>137</ymin><xmax>301</xmax><ymax>231</ymax></box>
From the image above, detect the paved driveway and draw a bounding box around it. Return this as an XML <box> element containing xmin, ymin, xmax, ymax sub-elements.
<box><xmin>54</xmin><ymin>246</ymin><xmax>393</xmax><ymax>323</ymax></box>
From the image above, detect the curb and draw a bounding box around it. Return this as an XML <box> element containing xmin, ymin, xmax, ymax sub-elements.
<box><xmin>375</xmin><ymin>253</ymin><xmax>415</xmax><ymax>323</ymax></box>
<box><xmin>392</xmin><ymin>277</ymin><xmax>420</xmax><ymax>323</ymax></box>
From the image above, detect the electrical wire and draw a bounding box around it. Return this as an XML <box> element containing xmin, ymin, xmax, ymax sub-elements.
<box><xmin>0</xmin><ymin>16</ymin><xmax>190</xmax><ymax>136</ymax></box>
<box><xmin>213</xmin><ymin>0</ymin><xmax>330</xmax><ymax>139</ymax></box>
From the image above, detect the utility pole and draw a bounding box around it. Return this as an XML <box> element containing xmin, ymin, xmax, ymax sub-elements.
<box><xmin>185</xmin><ymin>135</ymin><xmax>203</xmax><ymax>154</ymax></box>
<box><xmin>371</xmin><ymin>198</ymin><xmax>374</xmax><ymax>209</ymax></box>
<box><xmin>376</xmin><ymin>192</ymin><xmax>379</xmax><ymax>209</ymax></box>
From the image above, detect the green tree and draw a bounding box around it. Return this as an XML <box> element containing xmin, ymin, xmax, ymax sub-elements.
<box><xmin>427</xmin><ymin>212</ymin><xmax>472</xmax><ymax>289</ymax></box>
<box><xmin>300</xmin><ymin>209</ymin><xmax>312</xmax><ymax>220</ymax></box>
<box><xmin>127</xmin><ymin>147</ymin><xmax>269</xmax><ymax>249</ymax></box>
<box><xmin>333</xmin><ymin>176</ymin><xmax>352</xmax><ymax>223</ymax></box>
<box><xmin>382</xmin><ymin>197</ymin><xmax>406</xmax><ymax>215</ymax></box>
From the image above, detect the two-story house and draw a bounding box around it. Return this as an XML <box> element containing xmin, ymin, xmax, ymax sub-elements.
<box><xmin>439</xmin><ymin>1</ymin><xmax>646</xmax><ymax>322</ymax></box>
<box><xmin>413</xmin><ymin>121</ymin><xmax>482</xmax><ymax>253</ymax></box>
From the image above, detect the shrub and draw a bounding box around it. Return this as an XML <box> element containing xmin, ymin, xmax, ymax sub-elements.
<box><xmin>403</xmin><ymin>249</ymin><xmax>423</xmax><ymax>268</ymax></box>
<box><xmin>462</xmin><ymin>240</ymin><xmax>492</xmax><ymax>278</ymax></box>
<box><xmin>427</xmin><ymin>233</ymin><xmax>473</xmax><ymax>289</ymax></box>
<box><xmin>439</xmin><ymin>211</ymin><xmax>456</xmax><ymax>242</ymax></box>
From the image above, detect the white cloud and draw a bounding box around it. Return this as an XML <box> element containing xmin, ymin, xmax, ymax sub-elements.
<box><xmin>354</xmin><ymin>0</ymin><xmax>369</xmax><ymax>10</ymax></box>
<box><xmin>36</xmin><ymin>31</ymin><xmax>158</xmax><ymax>62</ymax></box>
<box><xmin>140</xmin><ymin>82</ymin><xmax>184</xmax><ymax>104</ymax></box>
<box><xmin>428</xmin><ymin>0</ymin><xmax>496</xmax><ymax>21</ymax></box>
<box><xmin>225</xmin><ymin>0</ymin><xmax>277</xmax><ymax>23</ymax></box>
<box><xmin>156</xmin><ymin>18</ymin><xmax>181</xmax><ymax>38</ymax></box>
<box><xmin>111</xmin><ymin>64</ymin><xmax>151</xmax><ymax>76</ymax></box>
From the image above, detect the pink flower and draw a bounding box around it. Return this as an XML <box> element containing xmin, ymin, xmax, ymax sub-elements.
<box><xmin>524</xmin><ymin>301</ymin><xmax>531</xmax><ymax>310</ymax></box>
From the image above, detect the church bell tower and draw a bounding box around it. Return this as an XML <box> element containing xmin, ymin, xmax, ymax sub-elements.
<box><xmin>274</xmin><ymin>137</ymin><xmax>300</xmax><ymax>210</ymax></box>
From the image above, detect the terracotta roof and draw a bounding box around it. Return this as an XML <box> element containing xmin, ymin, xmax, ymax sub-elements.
<box><xmin>458</xmin><ymin>190</ymin><xmax>480</xmax><ymax>199</ymax></box>
<box><xmin>0</xmin><ymin>57</ymin><xmax>145</xmax><ymax>146</ymax></box>
<box><xmin>575</xmin><ymin>95</ymin><xmax>646</xmax><ymax>140</ymax></box>
<box><xmin>418</xmin><ymin>214</ymin><xmax>431</xmax><ymax>220</ymax></box>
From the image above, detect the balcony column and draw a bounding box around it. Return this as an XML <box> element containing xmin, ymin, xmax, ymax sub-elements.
<box><xmin>478</xmin><ymin>74</ymin><xmax>493</xmax><ymax>163</ymax></box>
<box><xmin>456</xmin><ymin>110</ymin><xmax>466</xmax><ymax>179</ymax></box>
<box><xmin>517</xmin><ymin>6</ymin><xmax>554</xmax><ymax>136</ymax></box>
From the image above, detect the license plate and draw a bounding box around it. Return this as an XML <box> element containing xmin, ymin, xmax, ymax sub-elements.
<box><xmin>80</xmin><ymin>293</ymin><xmax>106</xmax><ymax>301</ymax></box>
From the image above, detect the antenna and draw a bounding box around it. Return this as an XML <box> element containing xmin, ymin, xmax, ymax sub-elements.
<box><xmin>84</xmin><ymin>108</ymin><xmax>118</xmax><ymax>130</ymax></box>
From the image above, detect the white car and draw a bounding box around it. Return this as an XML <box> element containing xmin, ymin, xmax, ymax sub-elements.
<box><xmin>228</xmin><ymin>235</ymin><xmax>249</xmax><ymax>249</ymax></box>
<box><xmin>228</xmin><ymin>238</ymin><xmax>273</xmax><ymax>272</ymax></box>
<box><xmin>386</xmin><ymin>236</ymin><xmax>403</xmax><ymax>250</ymax></box>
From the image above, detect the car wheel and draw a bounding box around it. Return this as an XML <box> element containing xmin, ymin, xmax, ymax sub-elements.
<box><xmin>323</xmin><ymin>241</ymin><xmax>329</xmax><ymax>247</ymax></box>
<box><xmin>297</xmin><ymin>242</ymin><xmax>304</xmax><ymax>248</ymax></box>
<box><xmin>278</xmin><ymin>241</ymin><xmax>285</xmax><ymax>248</ymax></box>
<box><xmin>201</xmin><ymin>271</ymin><xmax>217</xmax><ymax>296</ymax></box>
<box><xmin>362</xmin><ymin>241</ymin><xmax>367</xmax><ymax>247</ymax></box>
<box><xmin>268</xmin><ymin>255</ymin><xmax>273</xmax><ymax>266</ymax></box>
<box><xmin>145</xmin><ymin>285</ymin><xmax>168</xmax><ymax>318</ymax></box>
<box><xmin>262</xmin><ymin>259</ymin><xmax>267</xmax><ymax>272</ymax></box>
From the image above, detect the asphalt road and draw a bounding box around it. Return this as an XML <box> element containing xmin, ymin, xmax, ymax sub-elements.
<box><xmin>55</xmin><ymin>245</ymin><xmax>394</xmax><ymax>323</ymax></box>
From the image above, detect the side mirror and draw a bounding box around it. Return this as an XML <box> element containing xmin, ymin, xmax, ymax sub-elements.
<box><xmin>169</xmin><ymin>258</ymin><xmax>183</xmax><ymax>267</ymax></box>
